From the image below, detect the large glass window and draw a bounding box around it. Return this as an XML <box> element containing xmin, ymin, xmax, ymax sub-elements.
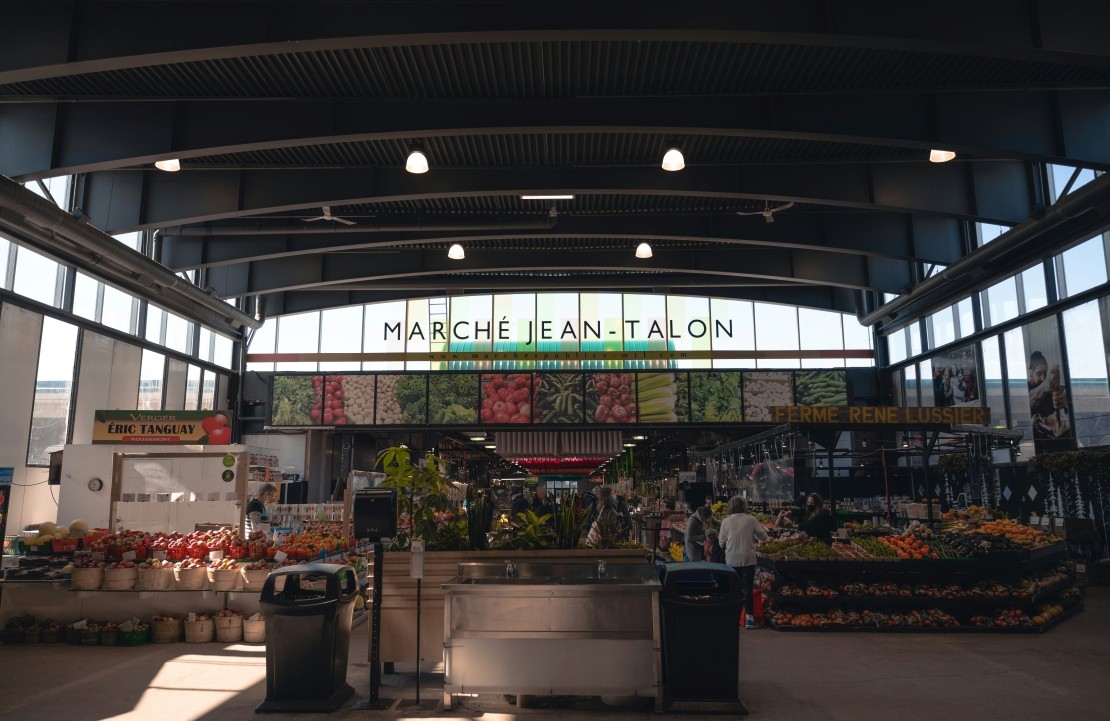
<box><xmin>842</xmin><ymin>316</ymin><xmax>874</xmax><ymax>368</ymax></box>
<box><xmin>981</xmin><ymin>336</ymin><xmax>1006</xmax><ymax>429</ymax></box>
<box><xmin>319</xmin><ymin>306</ymin><xmax>363</xmax><ymax>371</ymax></box>
<box><xmin>200</xmin><ymin>370</ymin><xmax>216</xmax><ymax>410</ymax></box>
<box><xmin>904</xmin><ymin>364</ymin><xmax>919</xmax><ymax>405</ymax></box>
<box><xmin>887</xmin><ymin>327</ymin><xmax>907</xmax><ymax>365</ymax></box>
<box><xmin>908</xmin><ymin>322</ymin><xmax>922</xmax><ymax>357</ymax></box>
<box><xmin>275</xmin><ymin>311</ymin><xmax>320</xmax><ymax>371</ymax></box>
<box><xmin>213</xmin><ymin>333</ymin><xmax>234</xmax><ymax>369</ymax></box>
<box><xmin>1021</xmin><ymin>264</ymin><xmax>1049</xmax><ymax>313</ymax></box>
<box><xmin>164</xmin><ymin>312</ymin><xmax>191</xmax><ymax>354</ymax></box>
<box><xmin>138</xmin><ymin>349</ymin><xmax>165</xmax><ymax>410</ymax></box>
<box><xmin>184</xmin><ymin>365</ymin><xmax>202</xmax><ymax>410</ymax></box>
<box><xmin>72</xmin><ymin>272</ymin><xmax>99</xmax><ymax>321</ymax></box>
<box><xmin>197</xmin><ymin>328</ymin><xmax>214</xmax><ymax>364</ymax></box>
<box><xmin>12</xmin><ymin>246</ymin><xmax>61</xmax><ymax>306</ymax></box>
<box><xmin>1059</xmin><ymin>237</ymin><xmax>1107</xmax><ymax>298</ymax></box>
<box><xmin>929</xmin><ymin>307</ymin><xmax>956</xmax><ymax>349</ymax></box>
<box><xmin>246</xmin><ymin>319</ymin><xmax>276</xmax><ymax>372</ymax></box>
<box><xmin>799</xmin><ymin>308</ymin><xmax>844</xmax><ymax>368</ymax></box>
<box><xmin>1003</xmin><ymin>327</ymin><xmax>1034</xmax><ymax>454</ymax></box>
<box><xmin>1050</xmin><ymin>164</ymin><xmax>1096</xmax><ymax>201</ymax></box>
<box><xmin>984</xmin><ymin>277</ymin><xmax>1020</xmax><ymax>327</ymax></box>
<box><xmin>977</xmin><ymin>223</ymin><xmax>1006</xmax><ymax>247</ymax></box>
<box><xmin>362</xmin><ymin>299</ymin><xmax>407</xmax><ymax>371</ymax></box>
<box><xmin>100</xmin><ymin>284</ymin><xmax>135</xmax><ymax>333</ymax></box>
<box><xmin>145</xmin><ymin>305</ymin><xmax>165</xmax><ymax>344</ymax></box>
<box><xmin>918</xmin><ymin>360</ymin><xmax>935</xmax><ymax>407</ymax></box>
<box><xmin>0</xmin><ymin>237</ymin><xmax>9</xmax><ymax>289</ymax></box>
<box><xmin>1063</xmin><ymin>301</ymin><xmax>1110</xmax><ymax>447</ymax></box>
<box><xmin>956</xmin><ymin>297</ymin><xmax>976</xmax><ymax>338</ymax></box>
<box><xmin>754</xmin><ymin>303</ymin><xmax>799</xmax><ymax>368</ymax></box>
<box><xmin>28</xmin><ymin>317</ymin><xmax>79</xmax><ymax>465</ymax></box>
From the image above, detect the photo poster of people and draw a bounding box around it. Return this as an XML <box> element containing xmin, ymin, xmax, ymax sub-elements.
<box><xmin>1022</xmin><ymin>316</ymin><xmax>1076</xmax><ymax>454</ymax></box>
<box><xmin>930</xmin><ymin>344</ymin><xmax>981</xmax><ymax>407</ymax></box>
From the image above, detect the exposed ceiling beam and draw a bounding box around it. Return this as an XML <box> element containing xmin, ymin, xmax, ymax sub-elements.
<box><xmin>3</xmin><ymin>1</ymin><xmax>1109</xmax><ymax>82</ymax></box>
<box><xmin>203</xmin><ymin>246</ymin><xmax>888</xmax><ymax>298</ymax></box>
<box><xmin>4</xmin><ymin>92</ymin><xmax>1109</xmax><ymax>178</ymax></box>
<box><xmin>82</xmin><ymin>161</ymin><xmax>1035</xmax><ymax>233</ymax></box>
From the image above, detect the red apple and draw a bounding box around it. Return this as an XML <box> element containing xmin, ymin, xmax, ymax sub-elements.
<box><xmin>208</xmin><ymin>426</ymin><xmax>232</xmax><ymax>444</ymax></box>
<box><xmin>201</xmin><ymin>413</ymin><xmax>229</xmax><ymax>434</ymax></box>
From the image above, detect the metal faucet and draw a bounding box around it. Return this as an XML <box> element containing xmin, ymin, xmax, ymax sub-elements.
<box><xmin>597</xmin><ymin>560</ymin><xmax>607</xmax><ymax>578</ymax></box>
<box><xmin>505</xmin><ymin>560</ymin><xmax>517</xmax><ymax>578</ymax></box>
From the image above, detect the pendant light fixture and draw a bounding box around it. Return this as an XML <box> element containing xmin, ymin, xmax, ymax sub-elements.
<box><xmin>635</xmin><ymin>242</ymin><xmax>653</xmax><ymax>259</ymax></box>
<box><xmin>154</xmin><ymin>159</ymin><xmax>181</xmax><ymax>172</ymax></box>
<box><xmin>405</xmin><ymin>144</ymin><xmax>429</xmax><ymax>174</ymax></box>
<box><xmin>929</xmin><ymin>149</ymin><xmax>956</xmax><ymax>163</ymax></box>
<box><xmin>660</xmin><ymin>141</ymin><xmax>685</xmax><ymax>172</ymax></box>
<box><xmin>447</xmin><ymin>243</ymin><xmax>466</xmax><ymax>260</ymax></box>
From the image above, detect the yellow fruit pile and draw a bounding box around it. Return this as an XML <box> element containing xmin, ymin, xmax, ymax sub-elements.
<box><xmin>669</xmin><ymin>542</ymin><xmax>684</xmax><ymax>562</ymax></box>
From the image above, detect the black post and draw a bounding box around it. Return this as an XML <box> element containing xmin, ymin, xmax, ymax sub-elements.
<box><xmin>370</xmin><ymin>541</ymin><xmax>383</xmax><ymax>703</ymax></box>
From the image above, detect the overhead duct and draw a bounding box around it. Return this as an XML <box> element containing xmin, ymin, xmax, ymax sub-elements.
<box><xmin>0</xmin><ymin>173</ymin><xmax>261</xmax><ymax>334</ymax></box>
<box><xmin>860</xmin><ymin>172</ymin><xmax>1110</xmax><ymax>328</ymax></box>
<box><xmin>159</xmin><ymin>215</ymin><xmax>558</xmax><ymax>236</ymax></box>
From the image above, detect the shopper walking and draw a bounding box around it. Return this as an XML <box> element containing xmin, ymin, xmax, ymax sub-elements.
<box><xmin>717</xmin><ymin>495</ymin><xmax>768</xmax><ymax>629</ymax></box>
<box><xmin>684</xmin><ymin>505</ymin><xmax>712</xmax><ymax>561</ymax></box>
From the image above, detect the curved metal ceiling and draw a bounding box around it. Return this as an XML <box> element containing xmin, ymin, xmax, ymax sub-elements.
<box><xmin>2</xmin><ymin>0</ymin><xmax>1109</xmax><ymax>321</ymax></box>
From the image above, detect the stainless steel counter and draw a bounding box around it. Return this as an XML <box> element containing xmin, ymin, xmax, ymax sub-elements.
<box><xmin>442</xmin><ymin>561</ymin><xmax>662</xmax><ymax>711</ymax></box>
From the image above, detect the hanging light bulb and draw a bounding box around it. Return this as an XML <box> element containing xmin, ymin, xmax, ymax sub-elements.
<box><xmin>154</xmin><ymin>159</ymin><xmax>181</xmax><ymax>172</ymax></box>
<box><xmin>447</xmin><ymin>243</ymin><xmax>465</xmax><ymax>260</ymax></box>
<box><xmin>661</xmin><ymin>145</ymin><xmax>685</xmax><ymax>172</ymax></box>
<box><xmin>635</xmin><ymin>242</ymin><xmax>653</xmax><ymax>259</ymax></box>
<box><xmin>405</xmin><ymin>145</ymin><xmax>429</xmax><ymax>174</ymax></box>
<box><xmin>929</xmin><ymin>149</ymin><xmax>956</xmax><ymax>163</ymax></box>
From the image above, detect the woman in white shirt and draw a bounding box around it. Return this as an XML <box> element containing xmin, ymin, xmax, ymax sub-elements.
<box><xmin>717</xmin><ymin>495</ymin><xmax>768</xmax><ymax>629</ymax></box>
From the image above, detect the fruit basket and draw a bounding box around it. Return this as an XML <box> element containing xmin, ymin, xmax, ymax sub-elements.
<box><xmin>240</xmin><ymin>563</ymin><xmax>271</xmax><ymax>591</ymax></box>
<box><xmin>70</xmin><ymin>566</ymin><xmax>104</xmax><ymax>590</ymax></box>
<box><xmin>208</xmin><ymin>567</ymin><xmax>241</xmax><ymax>591</ymax></box>
<box><xmin>243</xmin><ymin>616</ymin><xmax>266</xmax><ymax>643</ymax></box>
<box><xmin>184</xmin><ymin>617</ymin><xmax>214</xmax><ymax>643</ymax></box>
<box><xmin>214</xmin><ymin>611</ymin><xmax>244</xmax><ymax>642</ymax></box>
<box><xmin>81</xmin><ymin>625</ymin><xmax>101</xmax><ymax>646</ymax></box>
<box><xmin>174</xmin><ymin>561</ymin><xmax>208</xmax><ymax>590</ymax></box>
<box><xmin>41</xmin><ymin>625</ymin><xmax>63</xmax><ymax>644</ymax></box>
<box><xmin>99</xmin><ymin>626</ymin><xmax>120</xmax><ymax>646</ymax></box>
<box><xmin>151</xmin><ymin>616</ymin><xmax>183</xmax><ymax>643</ymax></box>
<box><xmin>103</xmin><ymin>564</ymin><xmax>138</xmax><ymax>590</ymax></box>
<box><xmin>137</xmin><ymin>563</ymin><xmax>173</xmax><ymax>590</ymax></box>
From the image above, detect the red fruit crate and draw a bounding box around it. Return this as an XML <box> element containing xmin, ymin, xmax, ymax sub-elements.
<box><xmin>51</xmin><ymin>539</ymin><xmax>79</xmax><ymax>553</ymax></box>
<box><xmin>166</xmin><ymin>547</ymin><xmax>186</xmax><ymax>560</ymax></box>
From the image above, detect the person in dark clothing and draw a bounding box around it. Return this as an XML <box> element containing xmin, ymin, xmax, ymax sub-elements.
<box><xmin>684</xmin><ymin>505</ymin><xmax>712</xmax><ymax>561</ymax></box>
<box><xmin>531</xmin><ymin>485</ymin><xmax>555</xmax><ymax>528</ymax></box>
<box><xmin>705</xmin><ymin>528</ymin><xmax>725</xmax><ymax>564</ymax></box>
<box><xmin>780</xmin><ymin>493</ymin><xmax>836</xmax><ymax>543</ymax></box>
<box><xmin>509</xmin><ymin>486</ymin><xmax>528</xmax><ymax>519</ymax></box>
<box><xmin>245</xmin><ymin>483</ymin><xmax>277</xmax><ymax>536</ymax></box>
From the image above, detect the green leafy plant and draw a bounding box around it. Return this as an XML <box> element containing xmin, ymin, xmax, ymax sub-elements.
<box><xmin>554</xmin><ymin>502</ymin><xmax>587</xmax><ymax>549</ymax></box>
<box><xmin>587</xmin><ymin>510</ymin><xmax>627</xmax><ymax>549</ymax></box>
<box><xmin>376</xmin><ymin>446</ymin><xmax>454</xmax><ymax>549</ymax></box>
<box><xmin>495</xmin><ymin>509</ymin><xmax>556</xmax><ymax>550</ymax></box>
<box><xmin>427</xmin><ymin>517</ymin><xmax>470</xmax><ymax>551</ymax></box>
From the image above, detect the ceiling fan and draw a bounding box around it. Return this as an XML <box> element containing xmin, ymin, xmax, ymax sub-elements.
<box><xmin>737</xmin><ymin>200</ymin><xmax>795</xmax><ymax>224</ymax></box>
<box><xmin>302</xmin><ymin>206</ymin><xmax>356</xmax><ymax>225</ymax></box>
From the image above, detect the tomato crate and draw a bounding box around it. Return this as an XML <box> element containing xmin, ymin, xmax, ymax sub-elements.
<box><xmin>51</xmin><ymin>538</ymin><xmax>79</xmax><ymax>553</ymax></box>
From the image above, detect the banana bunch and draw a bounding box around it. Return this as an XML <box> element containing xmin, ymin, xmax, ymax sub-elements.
<box><xmin>794</xmin><ymin>370</ymin><xmax>848</xmax><ymax>406</ymax></box>
<box><xmin>638</xmin><ymin>372</ymin><xmax>678</xmax><ymax>422</ymax></box>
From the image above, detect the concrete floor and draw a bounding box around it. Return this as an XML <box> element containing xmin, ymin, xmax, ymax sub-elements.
<box><xmin>0</xmin><ymin>587</ymin><xmax>1107</xmax><ymax>721</ymax></box>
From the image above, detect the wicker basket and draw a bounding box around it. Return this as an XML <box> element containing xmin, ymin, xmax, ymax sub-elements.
<box><xmin>208</xmin><ymin>568</ymin><xmax>240</xmax><ymax>592</ymax></box>
<box><xmin>151</xmin><ymin>617</ymin><xmax>183</xmax><ymax>643</ymax></box>
<box><xmin>174</xmin><ymin>566</ymin><xmax>208</xmax><ymax>590</ymax></box>
<box><xmin>99</xmin><ymin>628</ymin><xmax>120</xmax><ymax>646</ymax></box>
<box><xmin>184</xmin><ymin>618</ymin><xmax>214</xmax><ymax>643</ymax></box>
<box><xmin>242</xmin><ymin>617</ymin><xmax>266</xmax><ymax>643</ymax></box>
<box><xmin>41</xmin><ymin>627</ymin><xmax>63</xmax><ymax>644</ymax></box>
<box><xmin>214</xmin><ymin>615</ymin><xmax>243</xmax><ymax>643</ymax></box>
<box><xmin>137</xmin><ymin>567</ymin><xmax>172</xmax><ymax>591</ymax></box>
<box><xmin>70</xmin><ymin>567</ymin><xmax>104</xmax><ymax>590</ymax></box>
<box><xmin>103</xmin><ymin>567</ymin><xmax>138</xmax><ymax>590</ymax></box>
<box><xmin>240</xmin><ymin>568</ymin><xmax>270</xmax><ymax>591</ymax></box>
<box><xmin>23</xmin><ymin>627</ymin><xmax>41</xmax><ymax>644</ymax></box>
<box><xmin>81</xmin><ymin>629</ymin><xmax>100</xmax><ymax>646</ymax></box>
<box><xmin>65</xmin><ymin>626</ymin><xmax>83</xmax><ymax>645</ymax></box>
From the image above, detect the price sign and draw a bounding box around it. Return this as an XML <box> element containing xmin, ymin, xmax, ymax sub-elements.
<box><xmin>152</xmin><ymin>550</ymin><xmax>166</xmax><ymax>561</ymax></box>
<box><xmin>121</xmin><ymin>550</ymin><xmax>137</xmax><ymax>561</ymax></box>
<box><xmin>91</xmin><ymin>552</ymin><xmax>105</xmax><ymax>561</ymax></box>
<box><xmin>208</xmin><ymin>549</ymin><xmax>224</xmax><ymax>561</ymax></box>
<box><xmin>273</xmin><ymin>551</ymin><xmax>288</xmax><ymax>562</ymax></box>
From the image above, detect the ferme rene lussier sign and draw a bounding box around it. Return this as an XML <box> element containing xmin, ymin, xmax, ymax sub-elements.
<box><xmin>771</xmin><ymin>406</ymin><xmax>990</xmax><ymax>426</ymax></box>
<box><xmin>92</xmin><ymin>410</ymin><xmax>234</xmax><ymax>444</ymax></box>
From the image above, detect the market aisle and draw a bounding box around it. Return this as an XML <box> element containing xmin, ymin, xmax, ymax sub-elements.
<box><xmin>0</xmin><ymin>587</ymin><xmax>1106</xmax><ymax>721</ymax></box>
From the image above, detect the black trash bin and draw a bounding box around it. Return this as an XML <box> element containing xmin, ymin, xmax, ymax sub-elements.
<box><xmin>256</xmin><ymin>562</ymin><xmax>359</xmax><ymax>713</ymax></box>
<box><xmin>660</xmin><ymin>562</ymin><xmax>742</xmax><ymax>703</ymax></box>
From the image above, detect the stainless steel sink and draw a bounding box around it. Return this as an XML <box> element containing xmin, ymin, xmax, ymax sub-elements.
<box><xmin>460</xmin><ymin>577</ymin><xmax>557</xmax><ymax>585</ymax></box>
<box><xmin>559</xmin><ymin>577</ymin><xmax>641</xmax><ymax>584</ymax></box>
